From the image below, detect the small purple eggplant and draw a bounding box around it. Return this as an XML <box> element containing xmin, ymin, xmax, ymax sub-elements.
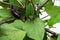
<box><xmin>10</xmin><ymin>5</ymin><xmax>20</xmax><ymax>19</ymax></box>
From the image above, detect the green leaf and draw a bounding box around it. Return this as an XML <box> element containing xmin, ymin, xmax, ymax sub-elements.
<box><xmin>25</xmin><ymin>3</ymin><xmax>34</xmax><ymax>17</ymax></box>
<box><xmin>0</xmin><ymin>23</ymin><xmax>26</xmax><ymax>40</ymax></box>
<box><xmin>57</xmin><ymin>35</ymin><xmax>60</xmax><ymax>40</ymax></box>
<box><xmin>45</xmin><ymin>3</ymin><xmax>60</xmax><ymax>17</ymax></box>
<box><xmin>0</xmin><ymin>9</ymin><xmax>12</xmax><ymax>18</ymax></box>
<box><xmin>47</xmin><ymin>14</ymin><xmax>60</xmax><ymax>27</ymax></box>
<box><xmin>45</xmin><ymin>1</ymin><xmax>60</xmax><ymax>27</ymax></box>
<box><xmin>47</xmin><ymin>17</ymin><xmax>56</xmax><ymax>27</ymax></box>
<box><xmin>1</xmin><ymin>23</ymin><xmax>19</xmax><ymax>31</ymax></box>
<box><xmin>0</xmin><ymin>36</ymin><xmax>10</xmax><ymax>40</ymax></box>
<box><xmin>6</xmin><ymin>30</ymin><xmax>26</xmax><ymax>40</ymax></box>
<box><xmin>23</xmin><ymin>18</ymin><xmax>45</xmax><ymax>40</ymax></box>
<box><xmin>12</xmin><ymin>20</ymin><xmax>24</xmax><ymax>29</ymax></box>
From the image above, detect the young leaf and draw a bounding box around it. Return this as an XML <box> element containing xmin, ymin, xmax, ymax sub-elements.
<box><xmin>25</xmin><ymin>3</ymin><xmax>34</xmax><ymax>17</ymax></box>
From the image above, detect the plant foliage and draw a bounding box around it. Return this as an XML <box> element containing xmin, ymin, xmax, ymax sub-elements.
<box><xmin>0</xmin><ymin>0</ymin><xmax>60</xmax><ymax>40</ymax></box>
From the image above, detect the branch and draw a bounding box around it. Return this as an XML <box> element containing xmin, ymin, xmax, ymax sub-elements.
<box><xmin>38</xmin><ymin>0</ymin><xmax>49</xmax><ymax>9</ymax></box>
<box><xmin>0</xmin><ymin>1</ymin><xmax>23</xmax><ymax>8</ymax></box>
<box><xmin>35</xmin><ymin>0</ymin><xmax>49</xmax><ymax>16</ymax></box>
<box><xmin>0</xmin><ymin>17</ymin><xmax>16</xmax><ymax>25</ymax></box>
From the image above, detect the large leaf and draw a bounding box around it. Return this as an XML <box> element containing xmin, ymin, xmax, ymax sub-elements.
<box><xmin>47</xmin><ymin>14</ymin><xmax>60</xmax><ymax>27</ymax></box>
<box><xmin>0</xmin><ymin>9</ymin><xmax>12</xmax><ymax>18</ymax></box>
<box><xmin>45</xmin><ymin>0</ymin><xmax>60</xmax><ymax>27</ymax></box>
<box><xmin>0</xmin><ymin>36</ymin><xmax>10</xmax><ymax>40</ymax></box>
<box><xmin>23</xmin><ymin>18</ymin><xmax>45</xmax><ymax>40</ymax></box>
<box><xmin>0</xmin><ymin>23</ymin><xmax>26</xmax><ymax>40</ymax></box>
<box><xmin>45</xmin><ymin>1</ymin><xmax>60</xmax><ymax>17</ymax></box>
<box><xmin>25</xmin><ymin>3</ymin><xmax>34</xmax><ymax>17</ymax></box>
<box><xmin>11</xmin><ymin>18</ymin><xmax>45</xmax><ymax>40</ymax></box>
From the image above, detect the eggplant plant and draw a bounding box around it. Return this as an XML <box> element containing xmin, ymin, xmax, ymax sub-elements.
<box><xmin>0</xmin><ymin>0</ymin><xmax>60</xmax><ymax>40</ymax></box>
